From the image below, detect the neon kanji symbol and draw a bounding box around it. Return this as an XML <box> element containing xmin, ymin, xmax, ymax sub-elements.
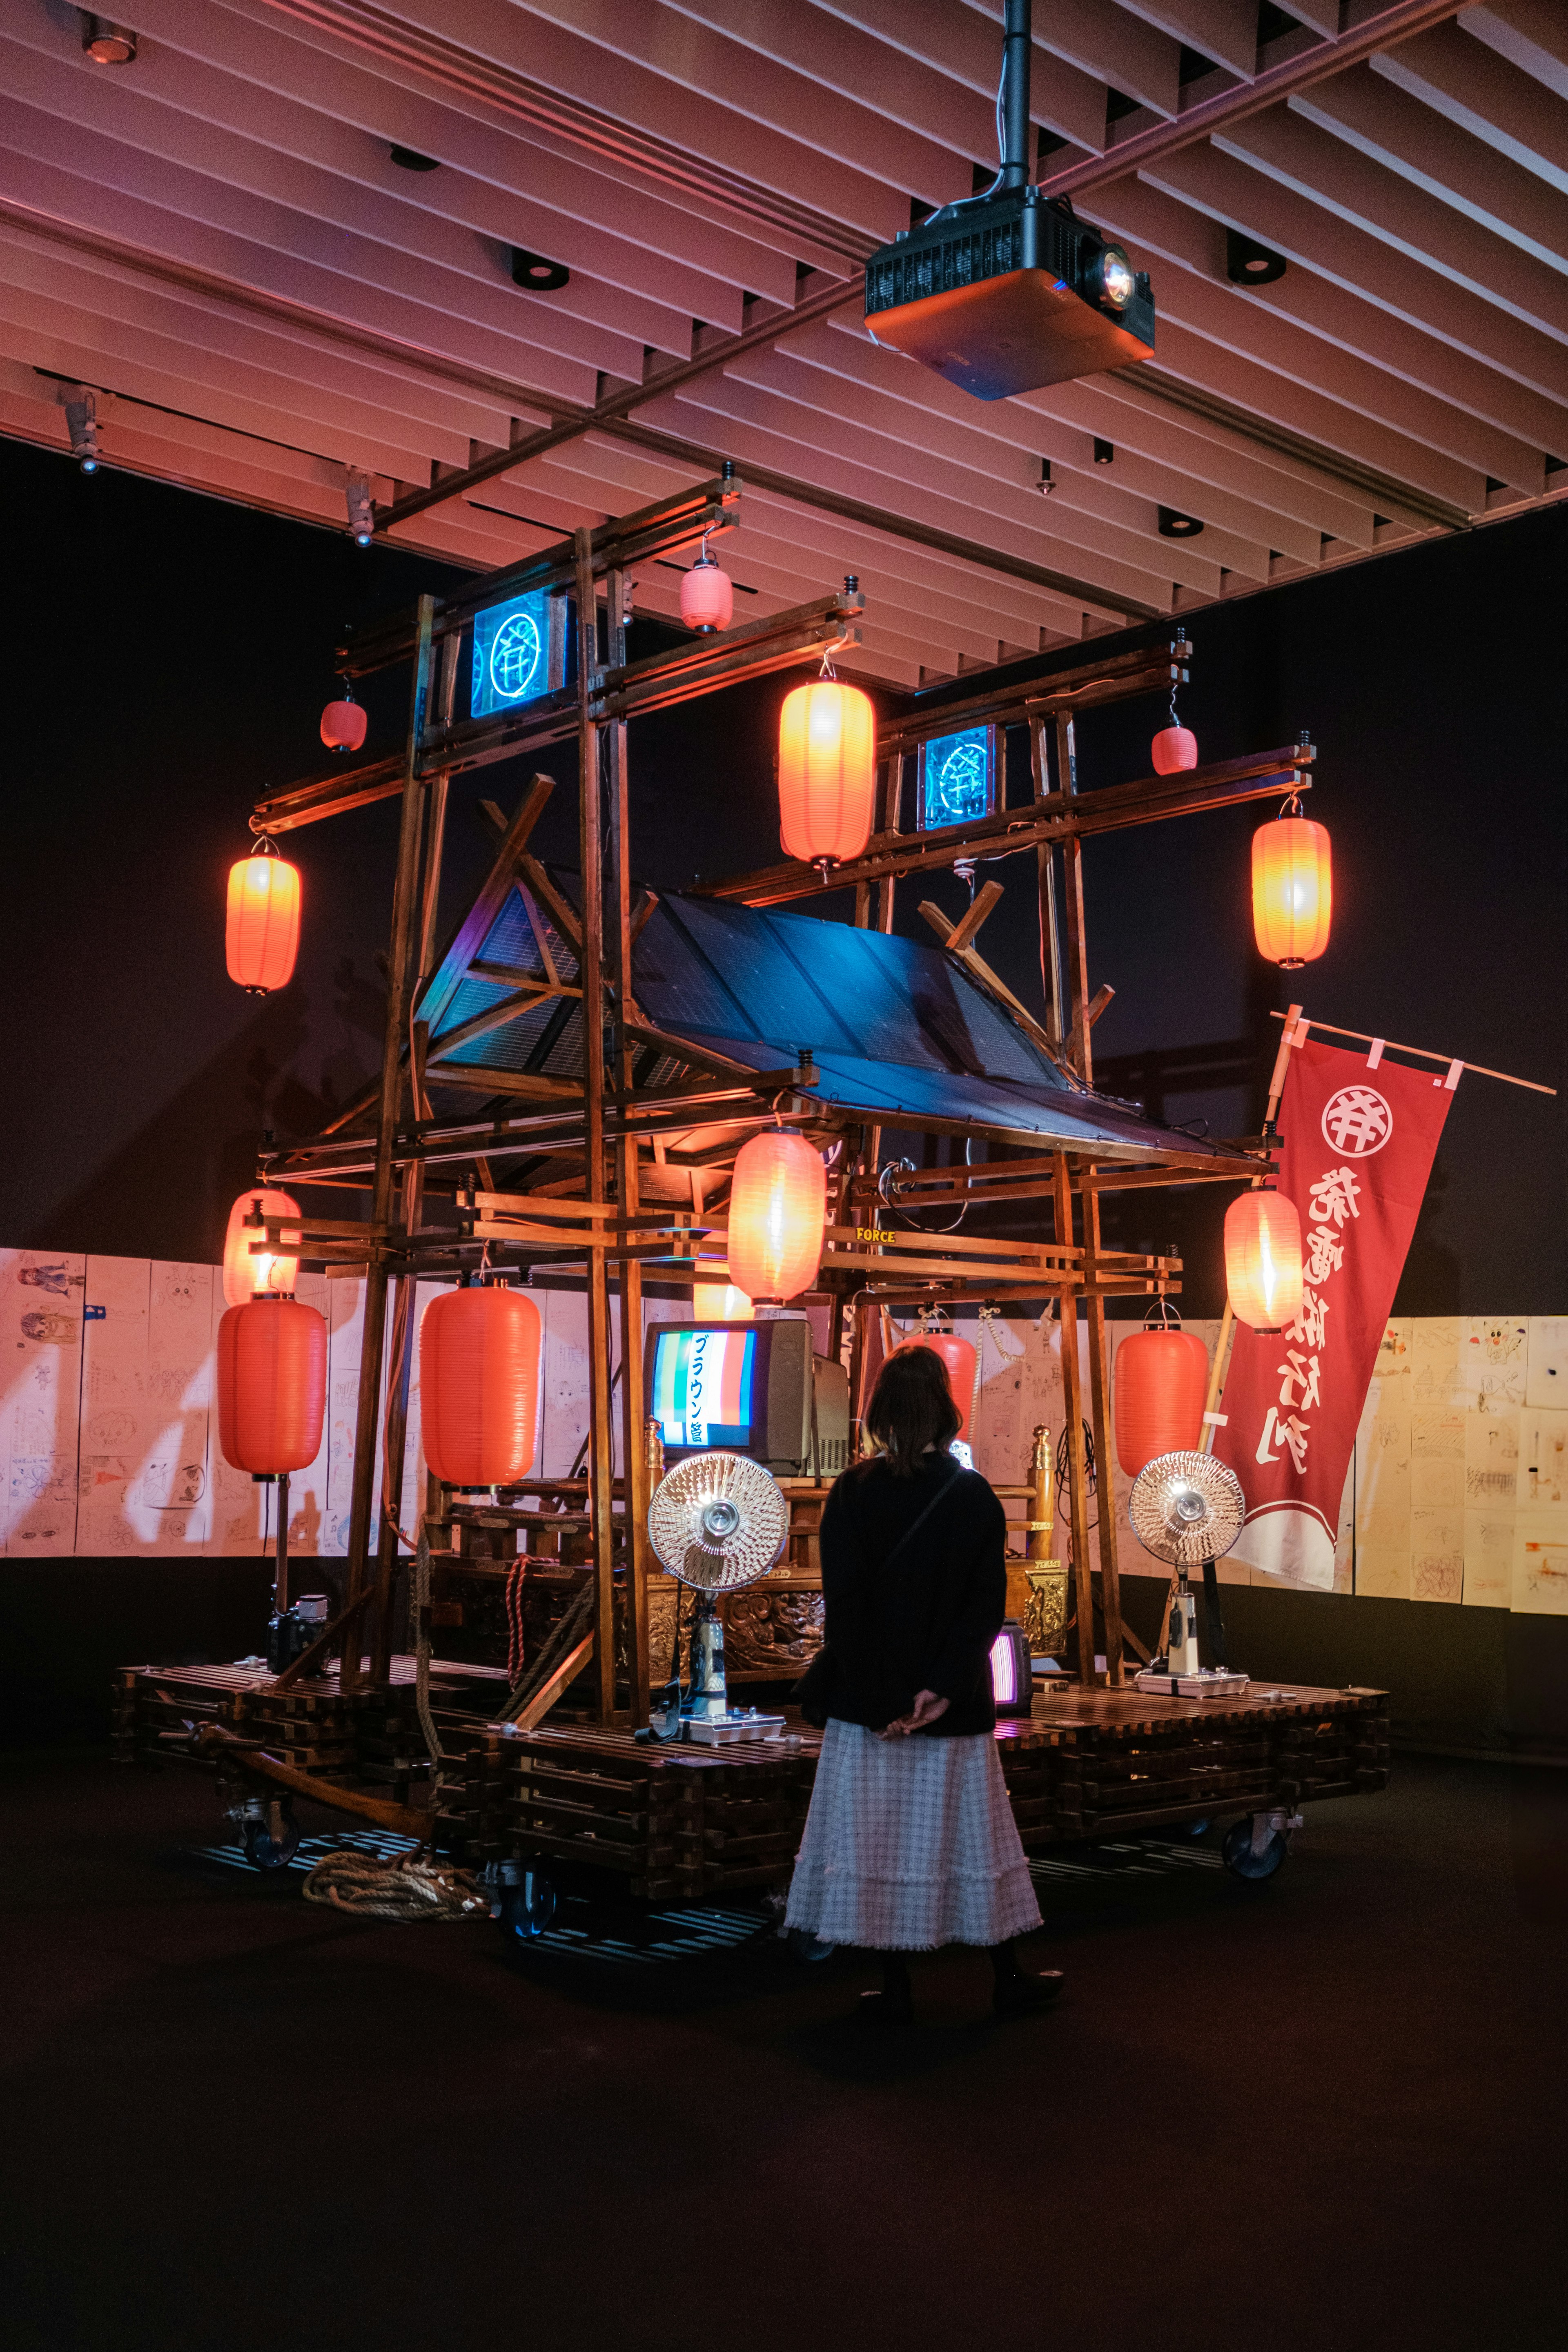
<box><xmin>1277</xmin><ymin>1349</ymin><xmax>1322</xmax><ymax>1411</ymax></box>
<box><xmin>1320</xmin><ymin>1085</ymin><xmax>1392</xmax><ymax>1157</ymax></box>
<box><xmin>1285</xmin><ymin>1286</ymin><xmax>1329</xmax><ymax>1349</ymax></box>
<box><xmin>1256</xmin><ymin>1405</ymin><xmax>1310</xmax><ymax>1474</ymax></box>
<box><xmin>1309</xmin><ymin>1165</ymin><xmax>1363</xmax><ymax>1227</ymax></box>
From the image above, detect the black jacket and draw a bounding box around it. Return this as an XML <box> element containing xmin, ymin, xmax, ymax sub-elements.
<box><xmin>808</xmin><ymin>1452</ymin><xmax>1008</xmax><ymax>1737</ymax></box>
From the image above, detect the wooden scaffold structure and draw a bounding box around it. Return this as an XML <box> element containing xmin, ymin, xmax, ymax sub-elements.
<box><xmin>228</xmin><ymin>471</ymin><xmax>1322</xmax><ymax>1732</ymax></box>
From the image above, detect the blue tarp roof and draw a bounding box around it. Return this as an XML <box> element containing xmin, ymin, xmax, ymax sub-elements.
<box><xmin>424</xmin><ymin>875</ymin><xmax>1232</xmax><ymax>1165</ymax></box>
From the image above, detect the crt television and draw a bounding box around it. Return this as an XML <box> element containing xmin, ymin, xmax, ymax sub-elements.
<box><xmin>646</xmin><ymin>1320</ymin><xmax>849</xmax><ymax>1479</ymax></box>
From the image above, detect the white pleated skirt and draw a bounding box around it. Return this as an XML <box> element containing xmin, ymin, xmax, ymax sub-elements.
<box><xmin>785</xmin><ymin>1718</ymin><xmax>1043</xmax><ymax>1951</ymax></box>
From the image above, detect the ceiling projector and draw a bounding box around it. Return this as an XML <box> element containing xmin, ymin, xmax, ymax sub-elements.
<box><xmin>863</xmin><ymin>1</ymin><xmax>1155</xmax><ymax>401</ymax></box>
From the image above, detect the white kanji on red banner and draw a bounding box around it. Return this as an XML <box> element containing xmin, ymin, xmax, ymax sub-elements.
<box><xmin>1214</xmin><ymin>1038</ymin><xmax>1454</xmax><ymax>1588</ymax></box>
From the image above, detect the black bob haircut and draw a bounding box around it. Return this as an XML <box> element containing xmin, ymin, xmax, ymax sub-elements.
<box><xmin>863</xmin><ymin>1345</ymin><xmax>962</xmax><ymax>1477</ymax></box>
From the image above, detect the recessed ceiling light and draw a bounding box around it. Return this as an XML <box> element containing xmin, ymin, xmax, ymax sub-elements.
<box><xmin>1158</xmin><ymin>506</ymin><xmax>1204</xmax><ymax>538</ymax></box>
<box><xmin>511</xmin><ymin>248</ymin><xmax>571</xmax><ymax>292</ymax></box>
<box><xmin>390</xmin><ymin>146</ymin><xmax>440</xmax><ymax>172</ymax></box>
<box><xmin>80</xmin><ymin>15</ymin><xmax>137</xmax><ymax>63</ymax></box>
<box><xmin>1226</xmin><ymin>229</ymin><xmax>1287</xmax><ymax>286</ymax></box>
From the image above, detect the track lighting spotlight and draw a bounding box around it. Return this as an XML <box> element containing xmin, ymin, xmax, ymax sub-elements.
<box><xmin>80</xmin><ymin>15</ymin><xmax>137</xmax><ymax>63</ymax></box>
<box><xmin>1036</xmin><ymin>458</ymin><xmax>1056</xmax><ymax>494</ymax></box>
<box><xmin>345</xmin><ymin>471</ymin><xmax>375</xmax><ymax>546</ymax></box>
<box><xmin>1093</xmin><ymin>437</ymin><xmax>1114</xmax><ymax>466</ymax></box>
<box><xmin>64</xmin><ymin>390</ymin><xmax>99</xmax><ymax>473</ymax></box>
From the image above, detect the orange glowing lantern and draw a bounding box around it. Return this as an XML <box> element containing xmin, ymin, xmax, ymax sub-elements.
<box><xmin>694</xmin><ymin>1282</ymin><xmax>751</xmax><ymax>1321</ymax></box>
<box><xmin>1252</xmin><ymin>811</ymin><xmax>1332</xmax><ymax>968</ymax></box>
<box><xmin>226</xmin><ymin>844</ymin><xmax>301</xmax><ymax>994</ymax></box>
<box><xmin>420</xmin><ymin>1284</ymin><xmax>541</xmax><ymax>1488</ymax></box>
<box><xmin>217</xmin><ymin>1298</ymin><xmax>327</xmax><ymax>1474</ymax></box>
<box><xmin>726</xmin><ymin>1129</ymin><xmax>826</xmax><ymax>1303</ymax></box>
<box><xmin>1151</xmin><ymin>724</ymin><xmax>1198</xmax><ymax>774</ymax></box>
<box><xmin>777</xmin><ymin>677</ymin><xmax>876</xmax><ymax>866</ymax></box>
<box><xmin>890</xmin><ymin>1331</ymin><xmax>978</xmax><ymax>1440</ymax></box>
<box><xmin>679</xmin><ymin>547</ymin><xmax>733</xmax><ymax>633</ymax></box>
<box><xmin>320</xmin><ymin>693</ymin><xmax>367</xmax><ymax>752</ymax></box>
<box><xmin>1114</xmin><ymin>1321</ymin><xmax>1209</xmax><ymax>1475</ymax></box>
<box><xmin>222</xmin><ymin>1187</ymin><xmax>302</xmax><ymax>1307</ymax></box>
<box><xmin>1224</xmin><ymin>1189</ymin><xmax>1304</xmax><ymax>1334</ymax></box>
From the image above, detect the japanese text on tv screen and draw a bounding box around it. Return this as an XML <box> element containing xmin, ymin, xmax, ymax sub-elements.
<box><xmin>652</xmin><ymin>1328</ymin><xmax>757</xmax><ymax>1451</ymax></box>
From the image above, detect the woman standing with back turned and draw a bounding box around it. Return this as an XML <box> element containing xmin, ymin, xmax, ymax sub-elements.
<box><xmin>786</xmin><ymin>1346</ymin><xmax>1062</xmax><ymax>2022</ymax></box>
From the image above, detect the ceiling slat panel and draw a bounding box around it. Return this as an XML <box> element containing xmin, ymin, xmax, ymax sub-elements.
<box><xmin>1374</xmin><ymin>26</ymin><xmax>1568</xmax><ymax>201</ymax></box>
<box><xmin>121</xmin><ymin>0</ymin><xmax>802</xmax><ymax>305</ymax></box>
<box><xmin>808</xmin><ymin>0</ymin><xmax>1109</xmax><ymax>155</ymax></box>
<box><xmin>1098</xmin><ymin>177</ymin><xmax>1559</xmax><ymax>489</ymax></box>
<box><xmin>0</xmin><ymin>27</ymin><xmax>706</xmax><ymax>356</ymax></box>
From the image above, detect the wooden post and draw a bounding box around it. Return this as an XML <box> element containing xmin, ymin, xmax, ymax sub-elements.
<box><xmin>369</xmin><ymin>635</ymin><xmax>459</xmax><ymax>1684</ymax></box>
<box><xmin>340</xmin><ymin>593</ymin><xmax>434</xmax><ymax>1684</ymax></box>
<box><xmin>575</xmin><ymin>530</ymin><xmax>616</xmax><ymax>1724</ymax></box>
<box><xmin>606</xmin><ymin>564</ymin><xmax>650</xmax><ymax>1727</ymax></box>
<box><xmin>1053</xmin><ymin>1157</ymin><xmax>1097</xmax><ymax>1688</ymax></box>
<box><xmin>1055</xmin><ymin>712</ymin><xmax>1093</xmax><ymax>1080</ymax></box>
<box><xmin>1030</xmin><ymin>719</ymin><xmax>1064</xmax><ymax>1042</ymax></box>
<box><xmin>1079</xmin><ymin>1169</ymin><xmax>1126</xmax><ymax>1687</ymax></box>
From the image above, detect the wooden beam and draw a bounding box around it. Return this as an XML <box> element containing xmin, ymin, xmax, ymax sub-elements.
<box><xmin>713</xmin><ymin>743</ymin><xmax>1314</xmax><ymax>905</ymax></box>
<box><xmin>417</xmin><ymin>772</ymin><xmax>555</xmax><ymax>1037</ymax></box>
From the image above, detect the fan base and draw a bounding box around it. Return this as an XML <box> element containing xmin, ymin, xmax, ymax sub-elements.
<box><xmin>1133</xmin><ymin>1668</ymin><xmax>1250</xmax><ymax>1698</ymax></box>
<box><xmin>683</xmin><ymin>1710</ymin><xmax>788</xmax><ymax>1746</ymax></box>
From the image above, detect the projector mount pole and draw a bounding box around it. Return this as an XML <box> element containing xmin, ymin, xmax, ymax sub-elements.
<box><xmin>1001</xmin><ymin>0</ymin><xmax>1033</xmax><ymax>192</ymax></box>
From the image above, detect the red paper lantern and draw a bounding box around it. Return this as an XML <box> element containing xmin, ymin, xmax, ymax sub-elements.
<box><xmin>1252</xmin><ymin>813</ymin><xmax>1332</xmax><ymax>967</ymax></box>
<box><xmin>726</xmin><ymin>1130</ymin><xmax>826</xmax><ymax>1303</ymax></box>
<box><xmin>217</xmin><ymin>1298</ymin><xmax>326</xmax><ymax>1474</ymax></box>
<box><xmin>226</xmin><ymin>849</ymin><xmax>301</xmax><ymax>994</ymax></box>
<box><xmin>321</xmin><ymin>696</ymin><xmax>367</xmax><ymax>752</ymax></box>
<box><xmin>222</xmin><ymin>1187</ymin><xmax>301</xmax><ymax>1307</ymax></box>
<box><xmin>890</xmin><ymin>1332</ymin><xmax>978</xmax><ymax>1439</ymax></box>
<box><xmin>1225</xmin><ymin>1190</ymin><xmax>1304</xmax><ymax>1334</ymax></box>
<box><xmin>777</xmin><ymin>678</ymin><xmax>876</xmax><ymax>866</ymax></box>
<box><xmin>1151</xmin><ymin>724</ymin><xmax>1198</xmax><ymax>774</ymax></box>
<box><xmin>679</xmin><ymin>551</ymin><xmax>733</xmax><ymax>633</ymax></box>
<box><xmin>1114</xmin><ymin>1325</ymin><xmax>1209</xmax><ymax>1475</ymax></box>
<box><xmin>420</xmin><ymin>1285</ymin><xmax>541</xmax><ymax>1488</ymax></box>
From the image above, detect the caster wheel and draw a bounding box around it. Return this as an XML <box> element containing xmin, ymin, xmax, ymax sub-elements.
<box><xmin>786</xmin><ymin>1927</ymin><xmax>838</xmax><ymax>1965</ymax></box>
<box><xmin>498</xmin><ymin>1869</ymin><xmax>557</xmax><ymax>1942</ymax></box>
<box><xmin>243</xmin><ymin>1807</ymin><xmax>300</xmax><ymax>1871</ymax></box>
<box><xmin>1223</xmin><ymin>1817</ymin><xmax>1287</xmax><ymax>1881</ymax></box>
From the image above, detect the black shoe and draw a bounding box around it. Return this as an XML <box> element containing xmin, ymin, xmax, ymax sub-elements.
<box><xmin>860</xmin><ymin>1985</ymin><xmax>914</xmax><ymax>2027</ymax></box>
<box><xmin>993</xmin><ymin>1968</ymin><xmax>1065</xmax><ymax>2019</ymax></box>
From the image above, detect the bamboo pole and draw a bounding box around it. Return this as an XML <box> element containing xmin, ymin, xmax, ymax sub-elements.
<box><xmin>607</xmin><ymin>564</ymin><xmax>651</xmax><ymax>1727</ymax></box>
<box><xmin>1265</xmin><ymin>1009</ymin><xmax>1555</xmax><ymax>1095</ymax></box>
<box><xmin>1053</xmin><ymin>1162</ymin><xmax>1097</xmax><ymax>1688</ymax></box>
<box><xmin>575</xmin><ymin>530</ymin><xmax>617</xmax><ymax>1724</ymax></box>
<box><xmin>340</xmin><ymin>594</ymin><xmax>434</xmax><ymax>1685</ymax></box>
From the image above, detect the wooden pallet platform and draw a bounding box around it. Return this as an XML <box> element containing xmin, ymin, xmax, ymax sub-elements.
<box><xmin>114</xmin><ymin>1662</ymin><xmax>1390</xmax><ymax>1892</ymax></box>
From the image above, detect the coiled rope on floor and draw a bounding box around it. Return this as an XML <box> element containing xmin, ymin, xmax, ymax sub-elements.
<box><xmin>301</xmin><ymin>1847</ymin><xmax>490</xmax><ymax>1921</ymax></box>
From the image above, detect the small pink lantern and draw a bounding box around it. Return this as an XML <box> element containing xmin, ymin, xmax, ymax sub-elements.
<box><xmin>679</xmin><ymin>534</ymin><xmax>733</xmax><ymax>633</ymax></box>
<box><xmin>321</xmin><ymin>688</ymin><xmax>367</xmax><ymax>753</ymax></box>
<box><xmin>1151</xmin><ymin>725</ymin><xmax>1198</xmax><ymax>774</ymax></box>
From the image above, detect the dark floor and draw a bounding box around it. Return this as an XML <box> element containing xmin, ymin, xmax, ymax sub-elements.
<box><xmin>2</xmin><ymin>1750</ymin><xmax>1561</xmax><ymax>2352</ymax></box>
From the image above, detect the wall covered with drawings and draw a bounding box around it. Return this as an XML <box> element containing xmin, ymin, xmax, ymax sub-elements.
<box><xmin>3</xmin><ymin>1239</ymin><xmax>1561</xmax><ymax>1618</ymax></box>
<box><xmin>958</xmin><ymin>1309</ymin><xmax>1568</xmax><ymax>1617</ymax></box>
<box><xmin>0</xmin><ymin>1247</ymin><xmax>688</xmax><ymax>1566</ymax></box>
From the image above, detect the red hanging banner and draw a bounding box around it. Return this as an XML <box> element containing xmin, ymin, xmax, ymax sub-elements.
<box><xmin>1214</xmin><ymin>1034</ymin><xmax>1454</xmax><ymax>1587</ymax></box>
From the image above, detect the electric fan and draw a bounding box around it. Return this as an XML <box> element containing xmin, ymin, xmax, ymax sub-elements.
<box><xmin>1127</xmin><ymin>1450</ymin><xmax>1250</xmax><ymax>1697</ymax></box>
<box><xmin>646</xmin><ymin>1450</ymin><xmax>791</xmax><ymax>1744</ymax></box>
